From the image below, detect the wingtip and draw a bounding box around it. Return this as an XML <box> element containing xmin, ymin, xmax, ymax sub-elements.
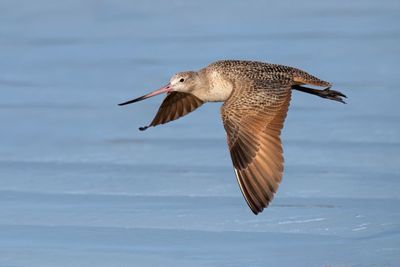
<box><xmin>139</xmin><ymin>126</ymin><xmax>149</xmax><ymax>131</ymax></box>
<box><xmin>251</xmin><ymin>209</ymin><xmax>260</xmax><ymax>215</ymax></box>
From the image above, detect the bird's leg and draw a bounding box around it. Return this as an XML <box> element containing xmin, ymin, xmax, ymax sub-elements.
<box><xmin>292</xmin><ymin>85</ymin><xmax>347</xmax><ymax>104</ymax></box>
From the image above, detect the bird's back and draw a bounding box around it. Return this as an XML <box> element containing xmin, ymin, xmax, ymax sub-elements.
<box><xmin>207</xmin><ymin>60</ymin><xmax>330</xmax><ymax>88</ymax></box>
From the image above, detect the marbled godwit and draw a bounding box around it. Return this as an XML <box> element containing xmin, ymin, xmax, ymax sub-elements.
<box><xmin>119</xmin><ymin>60</ymin><xmax>346</xmax><ymax>214</ymax></box>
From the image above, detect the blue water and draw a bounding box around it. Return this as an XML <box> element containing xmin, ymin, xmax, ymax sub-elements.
<box><xmin>1</xmin><ymin>0</ymin><xmax>399</xmax><ymax>266</ymax></box>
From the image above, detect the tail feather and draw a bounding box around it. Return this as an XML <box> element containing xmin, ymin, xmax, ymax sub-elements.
<box><xmin>292</xmin><ymin>69</ymin><xmax>331</xmax><ymax>87</ymax></box>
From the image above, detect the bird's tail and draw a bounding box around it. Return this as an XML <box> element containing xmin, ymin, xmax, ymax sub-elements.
<box><xmin>292</xmin><ymin>85</ymin><xmax>347</xmax><ymax>104</ymax></box>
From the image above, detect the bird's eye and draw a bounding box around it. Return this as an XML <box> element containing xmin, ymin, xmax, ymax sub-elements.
<box><xmin>179</xmin><ymin>78</ymin><xmax>185</xmax><ymax>82</ymax></box>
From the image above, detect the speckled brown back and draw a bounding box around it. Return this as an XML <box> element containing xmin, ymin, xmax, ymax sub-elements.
<box><xmin>207</xmin><ymin>60</ymin><xmax>331</xmax><ymax>87</ymax></box>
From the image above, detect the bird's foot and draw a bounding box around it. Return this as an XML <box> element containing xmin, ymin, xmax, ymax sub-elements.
<box><xmin>320</xmin><ymin>87</ymin><xmax>347</xmax><ymax>104</ymax></box>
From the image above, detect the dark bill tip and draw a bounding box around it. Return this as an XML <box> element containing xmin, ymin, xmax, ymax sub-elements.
<box><xmin>118</xmin><ymin>95</ymin><xmax>147</xmax><ymax>106</ymax></box>
<box><xmin>118</xmin><ymin>84</ymin><xmax>172</xmax><ymax>106</ymax></box>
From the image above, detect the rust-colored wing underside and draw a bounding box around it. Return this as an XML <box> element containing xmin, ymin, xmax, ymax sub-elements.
<box><xmin>221</xmin><ymin>79</ymin><xmax>292</xmax><ymax>214</ymax></box>
<box><xmin>140</xmin><ymin>92</ymin><xmax>204</xmax><ymax>131</ymax></box>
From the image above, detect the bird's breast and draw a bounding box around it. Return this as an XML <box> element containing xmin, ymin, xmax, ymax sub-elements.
<box><xmin>194</xmin><ymin>71</ymin><xmax>233</xmax><ymax>102</ymax></box>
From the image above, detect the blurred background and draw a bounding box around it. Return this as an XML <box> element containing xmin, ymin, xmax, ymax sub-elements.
<box><xmin>0</xmin><ymin>0</ymin><xmax>399</xmax><ymax>266</ymax></box>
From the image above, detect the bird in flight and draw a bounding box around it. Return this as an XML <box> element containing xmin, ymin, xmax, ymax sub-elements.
<box><xmin>119</xmin><ymin>60</ymin><xmax>346</xmax><ymax>214</ymax></box>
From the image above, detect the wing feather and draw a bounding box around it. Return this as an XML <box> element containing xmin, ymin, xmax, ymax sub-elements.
<box><xmin>221</xmin><ymin>79</ymin><xmax>292</xmax><ymax>214</ymax></box>
<box><xmin>140</xmin><ymin>92</ymin><xmax>204</xmax><ymax>131</ymax></box>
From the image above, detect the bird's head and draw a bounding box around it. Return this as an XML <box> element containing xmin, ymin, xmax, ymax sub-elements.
<box><xmin>118</xmin><ymin>71</ymin><xmax>200</xmax><ymax>106</ymax></box>
<box><xmin>169</xmin><ymin>71</ymin><xmax>200</xmax><ymax>93</ymax></box>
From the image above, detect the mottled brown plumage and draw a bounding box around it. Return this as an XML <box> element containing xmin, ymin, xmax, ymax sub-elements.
<box><xmin>119</xmin><ymin>60</ymin><xmax>346</xmax><ymax>214</ymax></box>
<box><xmin>138</xmin><ymin>92</ymin><xmax>204</xmax><ymax>131</ymax></box>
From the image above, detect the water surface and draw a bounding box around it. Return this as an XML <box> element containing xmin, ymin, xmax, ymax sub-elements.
<box><xmin>0</xmin><ymin>0</ymin><xmax>399</xmax><ymax>266</ymax></box>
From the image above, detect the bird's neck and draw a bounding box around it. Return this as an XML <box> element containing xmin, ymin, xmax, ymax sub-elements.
<box><xmin>192</xmin><ymin>70</ymin><xmax>233</xmax><ymax>102</ymax></box>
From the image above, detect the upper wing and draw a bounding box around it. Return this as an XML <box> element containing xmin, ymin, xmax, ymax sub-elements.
<box><xmin>221</xmin><ymin>79</ymin><xmax>292</xmax><ymax>214</ymax></box>
<box><xmin>140</xmin><ymin>92</ymin><xmax>204</xmax><ymax>131</ymax></box>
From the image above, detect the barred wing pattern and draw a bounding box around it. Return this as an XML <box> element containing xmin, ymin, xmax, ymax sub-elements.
<box><xmin>221</xmin><ymin>79</ymin><xmax>292</xmax><ymax>214</ymax></box>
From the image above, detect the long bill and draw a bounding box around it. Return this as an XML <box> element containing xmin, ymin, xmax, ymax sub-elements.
<box><xmin>118</xmin><ymin>84</ymin><xmax>172</xmax><ymax>106</ymax></box>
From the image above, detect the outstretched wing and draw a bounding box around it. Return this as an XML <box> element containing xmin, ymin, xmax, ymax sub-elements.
<box><xmin>221</xmin><ymin>78</ymin><xmax>292</xmax><ymax>214</ymax></box>
<box><xmin>140</xmin><ymin>92</ymin><xmax>204</xmax><ymax>131</ymax></box>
